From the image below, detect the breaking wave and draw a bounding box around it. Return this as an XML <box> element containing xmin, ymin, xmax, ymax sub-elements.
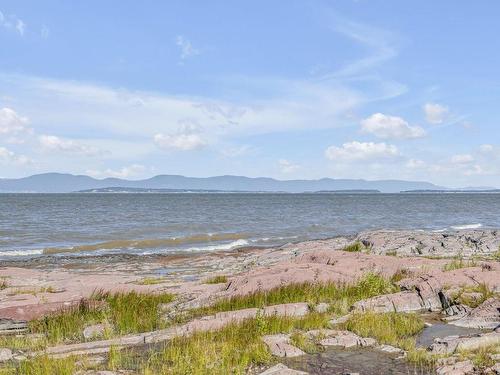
<box><xmin>42</xmin><ymin>233</ymin><xmax>249</xmax><ymax>255</ymax></box>
<box><xmin>450</xmin><ymin>223</ymin><xmax>482</xmax><ymax>230</ymax></box>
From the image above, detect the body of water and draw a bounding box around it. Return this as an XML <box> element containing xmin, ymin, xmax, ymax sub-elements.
<box><xmin>1</xmin><ymin>193</ymin><xmax>499</xmax><ymax>258</ymax></box>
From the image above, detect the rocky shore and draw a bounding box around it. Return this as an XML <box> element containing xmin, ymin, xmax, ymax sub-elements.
<box><xmin>0</xmin><ymin>229</ymin><xmax>499</xmax><ymax>374</ymax></box>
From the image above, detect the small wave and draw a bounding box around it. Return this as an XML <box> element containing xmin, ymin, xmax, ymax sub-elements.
<box><xmin>183</xmin><ymin>239</ymin><xmax>249</xmax><ymax>252</ymax></box>
<box><xmin>0</xmin><ymin>249</ymin><xmax>44</xmax><ymax>257</ymax></box>
<box><xmin>450</xmin><ymin>223</ymin><xmax>482</xmax><ymax>230</ymax></box>
<box><xmin>43</xmin><ymin>233</ymin><xmax>248</xmax><ymax>255</ymax></box>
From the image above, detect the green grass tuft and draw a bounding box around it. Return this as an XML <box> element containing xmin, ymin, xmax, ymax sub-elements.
<box><xmin>342</xmin><ymin>241</ymin><xmax>366</xmax><ymax>252</ymax></box>
<box><xmin>26</xmin><ymin>290</ymin><xmax>175</xmax><ymax>345</ymax></box>
<box><xmin>449</xmin><ymin>283</ymin><xmax>495</xmax><ymax>308</ymax></box>
<box><xmin>442</xmin><ymin>256</ymin><xmax>477</xmax><ymax>271</ymax></box>
<box><xmin>136</xmin><ymin>277</ymin><xmax>165</xmax><ymax>285</ymax></box>
<box><xmin>143</xmin><ymin>313</ymin><xmax>328</xmax><ymax>375</ymax></box>
<box><xmin>204</xmin><ymin>275</ymin><xmax>228</xmax><ymax>284</ymax></box>
<box><xmin>341</xmin><ymin>312</ymin><xmax>424</xmax><ymax>351</ymax></box>
<box><xmin>188</xmin><ymin>273</ymin><xmax>397</xmax><ymax>319</ymax></box>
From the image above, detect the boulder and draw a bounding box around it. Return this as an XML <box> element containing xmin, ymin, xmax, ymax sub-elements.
<box><xmin>436</xmin><ymin>360</ymin><xmax>475</xmax><ymax>375</ymax></box>
<box><xmin>450</xmin><ymin>297</ymin><xmax>500</xmax><ymax>329</ymax></box>
<box><xmin>376</xmin><ymin>344</ymin><xmax>405</xmax><ymax>354</ymax></box>
<box><xmin>83</xmin><ymin>323</ymin><xmax>110</xmax><ymax>340</ymax></box>
<box><xmin>319</xmin><ymin>330</ymin><xmax>376</xmax><ymax>348</ymax></box>
<box><xmin>443</xmin><ymin>304</ymin><xmax>471</xmax><ymax>320</ymax></box>
<box><xmin>259</xmin><ymin>363</ymin><xmax>308</xmax><ymax>375</ymax></box>
<box><xmin>351</xmin><ymin>291</ymin><xmax>425</xmax><ymax>313</ymax></box>
<box><xmin>314</xmin><ymin>303</ymin><xmax>329</xmax><ymax>313</ymax></box>
<box><xmin>261</xmin><ymin>334</ymin><xmax>305</xmax><ymax>358</ymax></box>
<box><xmin>0</xmin><ymin>348</ymin><xmax>13</xmax><ymax>363</ymax></box>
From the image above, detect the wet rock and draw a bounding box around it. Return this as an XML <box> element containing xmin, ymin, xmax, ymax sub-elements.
<box><xmin>262</xmin><ymin>334</ymin><xmax>305</xmax><ymax>358</ymax></box>
<box><xmin>443</xmin><ymin>304</ymin><xmax>471</xmax><ymax>320</ymax></box>
<box><xmin>83</xmin><ymin>323</ymin><xmax>110</xmax><ymax>340</ymax></box>
<box><xmin>0</xmin><ymin>348</ymin><xmax>13</xmax><ymax>362</ymax></box>
<box><xmin>436</xmin><ymin>360</ymin><xmax>474</xmax><ymax>375</ymax></box>
<box><xmin>319</xmin><ymin>330</ymin><xmax>376</xmax><ymax>348</ymax></box>
<box><xmin>429</xmin><ymin>332</ymin><xmax>500</xmax><ymax>354</ymax></box>
<box><xmin>450</xmin><ymin>297</ymin><xmax>500</xmax><ymax>329</ymax></box>
<box><xmin>259</xmin><ymin>363</ymin><xmax>308</xmax><ymax>375</ymax></box>
<box><xmin>376</xmin><ymin>344</ymin><xmax>405</xmax><ymax>354</ymax></box>
<box><xmin>351</xmin><ymin>291</ymin><xmax>425</xmax><ymax>313</ymax></box>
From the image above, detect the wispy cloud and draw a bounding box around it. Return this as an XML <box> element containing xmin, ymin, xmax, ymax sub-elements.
<box><xmin>86</xmin><ymin>164</ymin><xmax>146</xmax><ymax>179</ymax></box>
<box><xmin>0</xmin><ymin>11</ymin><xmax>26</xmax><ymax>36</ymax></box>
<box><xmin>325</xmin><ymin>141</ymin><xmax>400</xmax><ymax>162</ymax></box>
<box><xmin>39</xmin><ymin>135</ymin><xmax>104</xmax><ymax>156</ymax></box>
<box><xmin>423</xmin><ymin>103</ymin><xmax>449</xmax><ymax>124</ymax></box>
<box><xmin>175</xmin><ymin>35</ymin><xmax>200</xmax><ymax>61</ymax></box>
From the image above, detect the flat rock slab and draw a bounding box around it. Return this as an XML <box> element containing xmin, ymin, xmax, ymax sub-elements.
<box><xmin>430</xmin><ymin>332</ymin><xmax>500</xmax><ymax>355</ymax></box>
<box><xmin>318</xmin><ymin>330</ymin><xmax>376</xmax><ymax>348</ymax></box>
<box><xmin>259</xmin><ymin>363</ymin><xmax>308</xmax><ymax>375</ymax></box>
<box><xmin>436</xmin><ymin>360</ymin><xmax>475</xmax><ymax>375</ymax></box>
<box><xmin>262</xmin><ymin>334</ymin><xmax>305</xmax><ymax>358</ymax></box>
<box><xmin>351</xmin><ymin>291</ymin><xmax>425</xmax><ymax>313</ymax></box>
<box><xmin>450</xmin><ymin>297</ymin><xmax>500</xmax><ymax>329</ymax></box>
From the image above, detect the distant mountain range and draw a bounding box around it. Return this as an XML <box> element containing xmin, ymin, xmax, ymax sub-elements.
<box><xmin>0</xmin><ymin>173</ymin><xmax>454</xmax><ymax>193</ymax></box>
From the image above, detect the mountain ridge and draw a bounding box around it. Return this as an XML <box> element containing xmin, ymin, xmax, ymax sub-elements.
<box><xmin>0</xmin><ymin>173</ymin><xmax>449</xmax><ymax>193</ymax></box>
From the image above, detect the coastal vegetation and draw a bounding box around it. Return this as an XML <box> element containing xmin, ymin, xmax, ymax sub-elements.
<box><xmin>340</xmin><ymin>312</ymin><xmax>424</xmax><ymax>351</ymax></box>
<box><xmin>188</xmin><ymin>272</ymin><xmax>397</xmax><ymax>319</ymax></box>
<box><xmin>341</xmin><ymin>241</ymin><xmax>367</xmax><ymax>252</ymax></box>
<box><xmin>442</xmin><ymin>256</ymin><xmax>478</xmax><ymax>271</ymax></box>
<box><xmin>204</xmin><ymin>275</ymin><xmax>228</xmax><ymax>284</ymax></box>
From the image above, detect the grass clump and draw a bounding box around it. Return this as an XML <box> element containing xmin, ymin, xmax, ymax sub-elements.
<box><xmin>449</xmin><ymin>283</ymin><xmax>495</xmax><ymax>308</ymax></box>
<box><xmin>342</xmin><ymin>241</ymin><xmax>366</xmax><ymax>253</ymax></box>
<box><xmin>144</xmin><ymin>313</ymin><xmax>328</xmax><ymax>375</ymax></box>
<box><xmin>204</xmin><ymin>275</ymin><xmax>228</xmax><ymax>284</ymax></box>
<box><xmin>390</xmin><ymin>268</ymin><xmax>414</xmax><ymax>283</ymax></box>
<box><xmin>136</xmin><ymin>277</ymin><xmax>165</xmax><ymax>285</ymax></box>
<box><xmin>341</xmin><ymin>312</ymin><xmax>424</xmax><ymax>351</ymax></box>
<box><xmin>189</xmin><ymin>273</ymin><xmax>397</xmax><ymax>319</ymax></box>
<box><xmin>16</xmin><ymin>355</ymin><xmax>76</xmax><ymax>375</ymax></box>
<box><xmin>0</xmin><ymin>278</ymin><xmax>8</xmax><ymax>290</ymax></box>
<box><xmin>27</xmin><ymin>290</ymin><xmax>174</xmax><ymax>345</ymax></box>
<box><xmin>442</xmin><ymin>256</ymin><xmax>477</xmax><ymax>271</ymax></box>
<box><xmin>492</xmin><ymin>248</ymin><xmax>500</xmax><ymax>261</ymax></box>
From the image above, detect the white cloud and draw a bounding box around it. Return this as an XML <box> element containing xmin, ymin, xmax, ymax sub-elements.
<box><xmin>86</xmin><ymin>164</ymin><xmax>146</xmax><ymax>179</ymax></box>
<box><xmin>39</xmin><ymin>135</ymin><xmax>103</xmax><ymax>156</ymax></box>
<box><xmin>154</xmin><ymin>133</ymin><xmax>206</xmax><ymax>151</ymax></box>
<box><xmin>325</xmin><ymin>141</ymin><xmax>399</xmax><ymax>162</ymax></box>
<box><xmin>423</xmin><ymin>103</ymin><xmax>449</xmax><ymax>124</ymax></box>
<box><xmin>0</xmin><ymin>11</ymin><xmax>26</xmax><ymax>36</ymax></box>
<box><xmin>451</xmin><ymin>154</ymin><xmax>474</xmax><ymax>164</ymax></box>
<box><xmin>0</xmin><ymin>107</ymin><xmax>31</xmax><ymax>135</ymax></box>
<box><xmin>278</xmin><ymin>159</ymin><xmax>300</xmax><ymax>173</ymax></box>
<box><xmin>360</xmin><ymin>113</ymin><xmax>426</xmax><ymax>139</ymax></box>
<box><xmin>175</xmin><ymin>35</ymin><xmax>200</xmax><ymax>60</ymax></box>
<box><xmin>0</xmin><ymin>146</ymin><xmax>31</xmax><ymax>165</ymax></box>
<box><xmin>479</xmin><ymin>144</ymin><xmax>495</xmax><ymax>154</ymax></box>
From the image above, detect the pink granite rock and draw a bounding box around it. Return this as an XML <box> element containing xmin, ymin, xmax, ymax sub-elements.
<box><xmin>351</xmin><ymin>291</ymin><xmax>425</xmax><ymax>313</ymax></box>
<box><xmin>451</xmin><ymin>297</ymin><xmax>500</xmax><ymax>329</ymax></box>
<box><xmin>436</xmin><ymin>360</ymin><xmax>475</xmax><ymax>375</ymax></box>
<box><xmin>261</xmin><ymin>334</ymin><xmax>305</xmax><ymax>358</ymax></box>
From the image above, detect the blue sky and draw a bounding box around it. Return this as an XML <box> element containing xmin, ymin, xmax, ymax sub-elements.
<box><xmin>1</xmin><ymin>1</ymin><xmax>500</xmax><ymax>187</ymax></box>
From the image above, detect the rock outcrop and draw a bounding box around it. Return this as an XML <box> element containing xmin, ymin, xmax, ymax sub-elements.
<box><xmin>261</xmin><ymin>334</ymin><xmax>305</xmax><ymax>358</ymax></box>
<box><xmin>429</xmin><ymin>332</ymin><xmax>500</xmax><ymax>355</ymax></box>
<box><xmin>357</xmin><ymin>229</ymin><xmax>500</xmax><ymax>257</ymax></box>
<box><xmin>259</xmin><ymin>363</ymin><xmax>308</xmax><ymax>375</ymax></box>
<box><xmin>450</xmin><ymin>297</ymin><xmax>500</xmax><ymax>329</ymax></box>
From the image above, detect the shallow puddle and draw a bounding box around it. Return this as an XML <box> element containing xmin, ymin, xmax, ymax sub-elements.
<box><xmin>284</xmin><ymin>347</ymin><xmax>434</xmax><ymax>375</ymax></box>
<box><xmin>416</xmin><ymin>322</ymin><xmax>484</xmax><ymax>348</ymax></box>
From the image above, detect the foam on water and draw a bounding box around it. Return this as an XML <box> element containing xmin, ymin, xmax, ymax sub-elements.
<box><xmin>450</xmin><ymin>223</ymin><xmax>483</xmax><ymax>230</ymax></box>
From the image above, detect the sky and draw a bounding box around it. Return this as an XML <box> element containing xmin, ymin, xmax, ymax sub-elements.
<box><xmin>1</xmin><ymin>1</ymin><xmax>500</xmax><ymax>187</ymax></box>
